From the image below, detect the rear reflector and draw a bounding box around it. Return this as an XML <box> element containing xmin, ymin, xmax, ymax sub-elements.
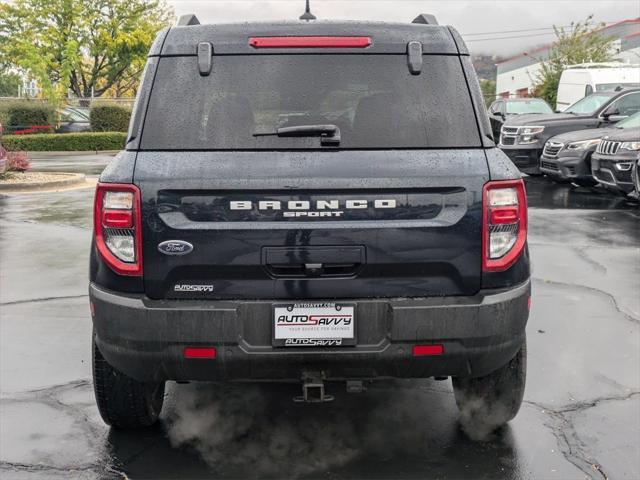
<box><xmin>102</xmin><ymin>209</ymin><xmax>133</xmax><ymax>228</ymax></box>
<box><xmin>489</xmin><ymin>206</ymin><xmax>519</xmax><ymax>225</ymax></box>
<box><xmin>412</xmin><ymin>344</ymin><xmax>444</xmax><ymax>356</ymax></box>
<box><xmin>184</xmin><ymin>347</ymin><xmax>217</xmax><ymax>359</ymax></box>
<box><xmin>249</xmin><ymin>36</ymin><xmax>372</xmax><ymax>49</ymax></box>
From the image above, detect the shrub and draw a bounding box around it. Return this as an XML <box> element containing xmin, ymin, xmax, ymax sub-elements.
<box><xmin>0</xmin><ymin>101</ymin><xmax>56</xmax><ymax>133</ymax></box>
<box><xmin>7</xmin><ymin>151</ymin><xmax>31</xmax><ymax>171</ymax></box>
<box><xmin>2</xmin><ymin>132</ymin><xmax>127</xmax><ymax>151</ymax></box>
<box><xmin>90</xmin><ymin>104</ymin><xmax>131</xmax><ymax>132</ymax></box>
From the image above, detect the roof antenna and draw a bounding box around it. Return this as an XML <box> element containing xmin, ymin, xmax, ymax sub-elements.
<box><xmin>299</xmin><ymin>0</ymin><xmax>316</xmax><ymax>21</ymax></box>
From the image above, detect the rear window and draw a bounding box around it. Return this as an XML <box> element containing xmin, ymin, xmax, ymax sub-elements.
<box><xmin>140</xmin><ymin>55</ymin><xmax>481</xmax><ymax>150</ymax></box>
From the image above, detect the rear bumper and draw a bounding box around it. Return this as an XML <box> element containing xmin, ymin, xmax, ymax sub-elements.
<box><xmin>90</xmin><ymin>280</ymin><xmax>530</xmax><ymax>382</ymax></box>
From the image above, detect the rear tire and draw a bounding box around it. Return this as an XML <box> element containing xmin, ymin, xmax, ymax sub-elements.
<box><xmin>452</xmin><ymin>338</ymin><xmax>526</xmax><ymax>430</ymax></box>
<box><xmin>92</xmin><ymin>333</ymin><xmax>165</xmax><ymax>429</ymax></box>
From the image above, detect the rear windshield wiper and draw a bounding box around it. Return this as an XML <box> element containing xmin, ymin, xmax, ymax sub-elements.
<box><xmin>254</xmin><ymin>124</ymin><xmax>341</xmax><ymax>146</ymax></box>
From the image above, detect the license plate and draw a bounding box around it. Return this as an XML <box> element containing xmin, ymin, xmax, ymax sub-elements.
<box><xmin>273</xmin><ymin>302</ymin><xmax>355</xmax><ymax>347</ymax></box>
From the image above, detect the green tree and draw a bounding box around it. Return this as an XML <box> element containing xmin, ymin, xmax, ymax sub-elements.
<box><xmin>480</xmin><ymin>79</ymin><xmax>496</xmax><ymax>107</ymax></box>
<box><xmin>0</xmin><ymin>0</ymin><xmax>173</xmax><ymax>105</ymax></box>
<box><xmin>531</xmin><ymin>16</ymin><xmax>614</xmax><ymax>107</ymax></box>
<box><xmin>0</xmin><ymin>71</ymin><xmax>21</xmax><ymax>97</ymax></box>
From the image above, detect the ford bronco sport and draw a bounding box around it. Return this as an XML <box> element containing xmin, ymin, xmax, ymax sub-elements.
<box><xmin>90</xmin><ymin>13</ymin><xmax>531</xmax><ymax>429</ymax></box>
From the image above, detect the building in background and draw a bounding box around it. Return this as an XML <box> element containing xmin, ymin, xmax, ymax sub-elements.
<box><xmin>0</xmin><ymin>70</ymin><xmax>39</xmax><ymax>98</ymax></box>
<box><xmin>496</xmin><ymin>18</ymin><xmax>640</xmax><ymax>99</ymax></box>
<box><xmin>18</xmin><ymin>78</ymin><xmax>39</xmax><ymax>98</ymax></box>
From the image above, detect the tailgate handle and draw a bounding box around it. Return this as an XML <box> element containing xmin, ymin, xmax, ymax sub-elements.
<box><xmin>266</xmin><ymin>262</ymin><xmax>361</xmax><ymax>278</ymax></box>
<box><xmin>304</xmin><ymin>263</ymin><xmax>324</xmax><ymax>277</ymax></box>
<box><xmin>262</xmin><ymin>246</ymin><xmax>365</xmax><ymax>278</ymax></box>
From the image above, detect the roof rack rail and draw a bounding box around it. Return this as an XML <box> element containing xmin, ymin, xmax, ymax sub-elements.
<box><xmin>176</xmin><ymin>14</ymin><xmax>200</xmax><ymax>26</ymax></box>
<box><xmin>412</xmin><ymin>14</ymin><xmax>438</xmax><ymax>25</ymax></box>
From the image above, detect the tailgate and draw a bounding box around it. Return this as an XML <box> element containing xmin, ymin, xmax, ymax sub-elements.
<box><xmin>136</xmin><ymin>150</ymin><xmax>488</xmax><ymax>300</ymax></box>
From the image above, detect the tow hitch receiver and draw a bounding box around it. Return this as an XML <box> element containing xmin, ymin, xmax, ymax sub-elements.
<box><xmin>294</xmin><ymin>371</ymin><xmax>334</xmax><ymax>403</ymax></box>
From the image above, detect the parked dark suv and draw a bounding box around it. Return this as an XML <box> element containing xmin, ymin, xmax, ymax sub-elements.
<box><xmin>488</xmin><ymin>97</ymin><xmax>553</xmax><ymax>140</ymax></box>
<box><xmin>591</xmin><ymin>119</ymin><xmax>640</xmax><ymax>194</ymax></box>
<box><xmin>540</xmin><ymin>112</ymin><xmax>640</xmax><ymax>186</ymax></box>
<box><xmin>499</xmin><ymin>88</ymin><xmax>640</xmax><ymax>174</ymax></box>
<box><xmin>90</xmin><ymin>14</ymin><xmax>531</xmax><ymax>430</ymax></box>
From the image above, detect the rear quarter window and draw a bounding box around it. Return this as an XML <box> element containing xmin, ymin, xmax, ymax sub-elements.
<box><xmin>140</xmin><ymin>54</ymin><xmax>481</xmax><ymax>150</ymax></box>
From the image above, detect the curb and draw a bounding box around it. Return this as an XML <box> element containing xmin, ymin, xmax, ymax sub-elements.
<box><xmin>27</xmin><ymin>151</ymin><xmax>120</xmax><ymax>158</ymax></box>
<box><xmin>0</xmin><ymin>172</ymin><xmax>87</xmax><ymax>192</ymax></box>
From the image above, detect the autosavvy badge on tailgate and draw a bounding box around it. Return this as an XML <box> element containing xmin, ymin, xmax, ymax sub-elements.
<box><xmin>273</xmin><ymin>302</ymin><xmax>356</xmax><ymax>347</ymax></box>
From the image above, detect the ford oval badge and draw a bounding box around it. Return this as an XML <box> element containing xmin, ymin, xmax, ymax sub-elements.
<box><xmin>158</xmin><ymin>240</ymin><xmax>194</xmax><ymax>256</ymax></box>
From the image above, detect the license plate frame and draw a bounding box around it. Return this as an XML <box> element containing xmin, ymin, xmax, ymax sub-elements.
<box><xmin>272</xmin><ymin>302</ymin><xmax>356</xmax><ymax>347</ymax></box>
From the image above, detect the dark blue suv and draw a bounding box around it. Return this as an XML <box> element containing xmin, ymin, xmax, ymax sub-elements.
<box><xmin>90</xmin><ymin>13</ymin><xmax>530</xmax><ymax>430</ymax></box>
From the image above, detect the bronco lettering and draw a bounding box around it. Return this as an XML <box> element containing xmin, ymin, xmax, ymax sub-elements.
<box><xmin>229</xmin><ymin>199</ymin><xmax>397</xmax><ymax>211</ymax></box>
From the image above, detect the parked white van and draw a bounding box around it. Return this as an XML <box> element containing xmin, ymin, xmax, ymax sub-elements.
<box><xmin>556</xmin><ymin>63</ymin><xmax>640</xmax><ymax>111</ymax></box>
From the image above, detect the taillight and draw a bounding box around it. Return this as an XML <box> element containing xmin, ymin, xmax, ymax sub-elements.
<box><xmin>94</xmin><ymin>183</ymin><xmax>143</xmax><ymax>276</ymax></box>
<box><xmin>482</xmin><ymin>179</ymin><xmax>527</xmax><ymax>272</ymax></box>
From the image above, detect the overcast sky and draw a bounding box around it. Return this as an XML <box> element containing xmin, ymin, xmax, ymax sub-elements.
<box><xmin>166</xmin><ymin>0</ymin><xmax>640</xmax><ymax>56</ymax></box>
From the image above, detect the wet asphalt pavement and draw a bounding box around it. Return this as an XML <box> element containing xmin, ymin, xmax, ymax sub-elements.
<box><xmin>0</xmin><ymin>157</ymin><xmax>639</xmax><ymax>479</ymax></box>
